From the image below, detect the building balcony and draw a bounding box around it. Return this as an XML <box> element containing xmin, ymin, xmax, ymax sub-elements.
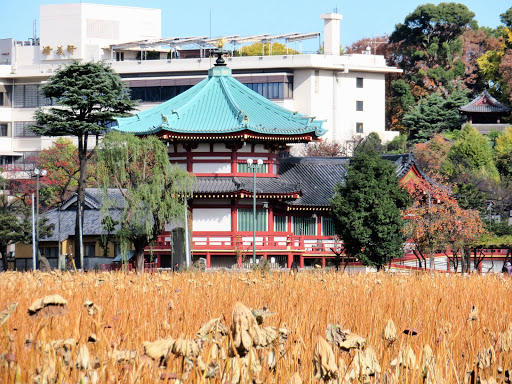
<box><xmin>473</xmin><ymin>123</ymin><xmax>511</xmax><ymax>134</ymax></box>
<box><xmin>153</xmin><ymin>234</ymin><xmax>342</xmax><ymax>255</ymax></box>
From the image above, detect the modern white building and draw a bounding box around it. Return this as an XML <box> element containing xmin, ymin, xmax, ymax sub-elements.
<box><xmin>0</xmin><ymin>3</ymin><xmax>400</xmax><ymax>170</ymax></box>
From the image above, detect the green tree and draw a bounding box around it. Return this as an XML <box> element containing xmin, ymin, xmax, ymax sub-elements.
<box><xmin>404</xmin><ymin>89</ymin><xmax>469</xmax><ymax>142</ymax></box>
<box><xmin>495</xmin><ymin>126</ymin><xmax>512</xmax><ymax>155</ymax></box>
<box><xmin>0</xmin><ymin>210</ymin><xmax>24</xmax><ymax>271</ymax></box>
<box><xmin>389</xmin><ymin>3</ymin><xmax>477</xmax><ymax>92</ymax></box>
<box><xmin>30</xmin><ymin>61</ymin><xmax>136</xmax><ymax>268</ymax></box>
<box><xmin>330</xmin><ymin>151</ymin><xmax>410</xmax><ymax>270</ymax></box>
<box><xmin>501</xmin><ymin>7</ymin><xmax>512</xmax><ymax>28</ymax></box>
<box><xmin>97</xmin><ymin>132</ymin><xmax>194</xmax><ymax>272</ymax></box>
<box><xmin>354</xmin><ymin>132</ymin><xmax>384</xmax><ymax>155</ymax></box>
<box><xmin>238</xmin><ymin>42</ymin><xmax>298</xmax><ymax>56</ymax></box>
<box><xmin>443</xmin><ymin>123</ymin><xmax>500</xmax><ymax>181</ymax></box>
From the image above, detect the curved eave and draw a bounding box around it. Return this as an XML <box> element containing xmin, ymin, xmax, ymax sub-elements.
<box><xmin>158</xmin><ymin>131</ymin><xmax>318</xmax><ymax>143</ymax></box>
<box><xmin>193</xmin><ymin>191</ymin><xmax>301</xmax><ymax>199</ymax></box>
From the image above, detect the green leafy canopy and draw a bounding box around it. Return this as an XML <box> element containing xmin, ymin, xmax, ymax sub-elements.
<box><xmin>330</xmin><ymin>151</ymin><xmax>410</xmax><ymax>269</ymax></box>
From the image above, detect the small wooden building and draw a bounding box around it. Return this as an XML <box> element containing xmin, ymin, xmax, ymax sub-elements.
<box><xmin>459</xmin><ymin>91</ymin><xmax>511</xmax><ymax>134</ymax></box>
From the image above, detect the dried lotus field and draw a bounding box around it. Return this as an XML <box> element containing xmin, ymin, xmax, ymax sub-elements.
<box><xmin>1</xmin><ymin>271</ymin><xmax>512</xmax><ymax>383</ymax></box>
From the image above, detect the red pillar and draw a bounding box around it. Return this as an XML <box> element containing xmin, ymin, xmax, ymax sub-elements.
<box><xmin>287</xmin><ymin>253</ymin><xmax>293</xmax><ymax>268</ymax></box>
<box><xmin>263</xmin><ymin>253</ymin><xmax>267</xmax><ymax>260</ymax></box>
<box><xmin>206</xmin><ymin>253</ymin><xmax>211</xmax><ymax>268</ymax></box>
<box><xmin>322</xmin><ymin>257</ymin><xmax>326</xmax><ymax>267</ymax></box>
<box><xmin>300</xmin><ymin>255</ymin><xmax>304</xmax><ymax>269</ymax></box>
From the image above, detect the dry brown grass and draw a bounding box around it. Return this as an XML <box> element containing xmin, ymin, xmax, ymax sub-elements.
<box><xmin>0</xmin><ymin>270</ymin><xmax>511</xmax><ymax>383</ymax></box>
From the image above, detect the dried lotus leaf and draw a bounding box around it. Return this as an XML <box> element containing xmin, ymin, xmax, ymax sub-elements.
<box><xmin>83</xmin><ymin>300</ymin><xmax>101</xmax><ymax>316</ymax></box>
<box><xmin>28</xmin><ymin>295</ymin><xmax>68</xmax><ymax>318</ymax></box>
<box><xmin>352</xmin><ymin>346</ymin><xmax>381</xmax><ymax>381</ymax></box>
<box><xmin>382</xmin><ymin>319</ymin><xmax>397</xmax><ymax>345</ymax></box>
<box><xmin>196</xmin><ymin>317</ymin><xmax>228</xmax><ymax>340</ymax></box>
<box><xmin>142</xmin><ymin>338</ymin><xmax>175</xmax><ymax>364</ymax></box>
<box><xmin>312</xmin><ymin>336</ymin><xmax>338</xmax><ymax>381</ymax></box>
<box><xmin>0</xmin><ymin>302</ymin><xmax>17</xmax><ymax>325</ymax></box>
<box><xmin>326</xmin><ymin>323</ymin><xmax>366</xmax><ymax>351</ymax></box>
<box><xmin>171</xmin><ymin>338</ymin><xmax>204</xmax><ymax>359</ymax></box>
<box><xmin>231</xmin><ymin>302</ymin><xmax>262</xmax><ymax>356</ymax></box>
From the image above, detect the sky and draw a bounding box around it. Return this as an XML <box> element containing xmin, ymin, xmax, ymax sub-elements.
<box><xmin>1</xmin><ymin>0</ymin><xmax>511</xmax><ymax>52</ymax></box>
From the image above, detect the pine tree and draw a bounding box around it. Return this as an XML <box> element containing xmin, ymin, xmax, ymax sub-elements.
<box><xmin>30</xmin><ymin>61</ymin><xmax>136</xmax><ymax>268</ymax></box>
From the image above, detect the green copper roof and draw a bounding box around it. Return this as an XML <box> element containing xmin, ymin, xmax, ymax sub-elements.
<box><xmin>114</xmin><ymin>66</ymin><xmax>325</xmax><ymax>137</ymax></box>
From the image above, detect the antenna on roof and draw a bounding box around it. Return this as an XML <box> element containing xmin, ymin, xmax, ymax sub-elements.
<box><xmin>334</xmin><ymin>4</ymin><xmax>338</xmax><ymax>13</ymax></box>
<box><xmin>33</xmin><ymin>19</ymin><xmax>37</xmax><ymax>40</ymax></box>
<box><xmin>209</xmin><ymin>9</ymin><xmax>212</xmax><ymax>69</ymax></box>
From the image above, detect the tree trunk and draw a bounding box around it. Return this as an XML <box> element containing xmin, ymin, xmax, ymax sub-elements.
<box><xmin>74</xmin><ymin>132</ymin><xmax>88</xmax><ymax>269</ymax></box>
<box><xmin>429</xmin><ymin>250</ymin><xmax>435</xmax><ymax>271</ymax></box>
<box><xmin>134</xmin><ymin>239</ymin><xmax>147</xmax><ymax>273</ymax></box>
<box><xmin>1</xmin><ymin>245</ymin><xmax>8</xmax><ymax>272</ymax></box>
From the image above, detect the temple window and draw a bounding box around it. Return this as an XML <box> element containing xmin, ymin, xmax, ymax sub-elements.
<box><xmin>292</xmin><ymin>216</ymin><xmax>317</xmax><ymax>236</ymax></box>
<box><xmin>321</xmin><ymin>217</ymin><xmax>336</xmax><ymax>236</ymax></box>
<box><xmin>238</xmin><ymin>209</ymin><xmax>267</xmax><ymax>231</ymax></box>
<box><xmin>274</xmin><ymin>215</ymin><xmax>288</xmax><ymax>232</ymax></box>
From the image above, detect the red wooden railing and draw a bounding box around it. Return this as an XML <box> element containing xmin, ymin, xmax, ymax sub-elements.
<box><xmin>151</xmin><ymin>234</ymin><xmax>344</xmax><ymax>254</ymax></box>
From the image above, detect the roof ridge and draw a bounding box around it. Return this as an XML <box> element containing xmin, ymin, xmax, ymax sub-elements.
<box><xmin>218</xmin><ymin>76</ymin><xmax>247</xmax><ymax>125</ymax></box>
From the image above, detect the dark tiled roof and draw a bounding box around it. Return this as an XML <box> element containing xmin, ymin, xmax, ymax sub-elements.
<box><xmin>278</xmin><ymin>157</ymin><xmax>349</xmax><ymax>206</ymax></box>
<box><xmin>41</xmin><ymin>188</ymin><xmax>124</xmax><ymax>242</ymax></box>
<box><xmin>41</xmin><ymin>209</ymin><xmax>122</xmax><ymax>242</ymax></box>
<box><xmin>459</xmin><ymin>91</ymin><xmax>512</xmax><ymax>114</ymax></box>
<box><xmin>195</xmin><ymin>177</ymin><xmax>300</xmax><ymax>194</ymax></box>
<box><xmin>278</xmin><ymin>153</ymin><xmax>420</xmax><ymax>207</ymax></box>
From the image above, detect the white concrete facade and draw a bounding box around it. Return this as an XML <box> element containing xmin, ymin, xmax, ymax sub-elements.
<box><xmin>0</xmin><ymin>3</ymin><xmax>400</xmax><ymax>170</ymax></box>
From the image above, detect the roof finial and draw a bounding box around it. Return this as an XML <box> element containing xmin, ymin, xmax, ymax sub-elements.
<box><xmin>213</xmin><ymin>39</ymin><xmax>228</xmax><ymax>66</ymax></box>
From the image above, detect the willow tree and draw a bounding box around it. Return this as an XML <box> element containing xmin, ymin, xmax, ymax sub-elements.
<box><xmin>30</xmin><ymin>61</ymin><xmax>136</xmax><ymax>268</ymax></box>
<box><xmin>97</xmin><ymin>131</ymin><xmax>194</xmax><ymax>271</ymax></box>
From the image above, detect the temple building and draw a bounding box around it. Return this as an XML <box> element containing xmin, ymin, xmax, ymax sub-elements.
<box><xmin>459</xmin><ymin>91</ymin><xmax>511</xmax><ymax>134</ymax></box>
<box><xmin>115</xmin><ymin>52</ymin><xmax>422</xmax><ymax>269</ymax></box>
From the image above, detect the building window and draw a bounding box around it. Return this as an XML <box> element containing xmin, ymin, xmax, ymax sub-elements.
<box><xmin>356</xmin><ymin>100</ymin><xmax>364</xmax><ymax>111</ymax></box>
<box><xmin>0</xmin><ymin>92</ymin><xmax>4</xmax><ymax>106</ymax></box>
<box><xmin>41</xmin><ymin>247</ymin><xmax>58</xmax><ymax>259</ymax></box>
<box><xmin>84</xmin><ymin>243</ymin><xmax>96</xmax><ymax>258</ymax></box>
<box><xmin>116</xmin><ymin>52</ymin><xmax>124</xmax><ymax>61</ymax></box>
<box><xmin>13</xmin><ymin>85</ymin><xmax>53</xmax><ymax>108</ymax></box>
<box><xmin>322</xmin><ymin>217</ymin><xmax>336</xmax><ymax>236</ymax></box>
<box><xmin>129</xmin><ymin>85</ymin><xmax>193</xmax><ymax>103</ymax></box>
<box><xmin>274</xmin><ymin>215</ymin><xmax>288</xmax><ymax>232</ymax></box>
<box><xmin>0</xmin><ymin>123</ymin><xmax>8</xmax><ymax>137</ymax></box>
<box><xmin>237</xmin><ymin>162</ymin><xmax>268</xmax><ymax>173</ymax></box>
<box><xmin>14</xmin><ymin>121</ymin><xmax>39</xmax><ymax>137</ymax></box>
<box><xmin>244</xmin><ymin>82</ymin><xmax>292</xmax><ymax>99</ymax></box>
<box><xmin>356</xmin><ymin>123</ymin><xmax>364</xmax><ymax>133</ymax></box>
<box><xmin>356</xmin><ymin>77</ymin><xmax>363</xmax><ymax>88</ymax></box>
<box><xmin>292</xmin><ymin>216</ymin><xmax>317</xmax><ymax>236</ymax></box>
<box><xmin>238</xmin><ymin>209</ymin><xmax>267</xmax><ymax>232</ymax></box>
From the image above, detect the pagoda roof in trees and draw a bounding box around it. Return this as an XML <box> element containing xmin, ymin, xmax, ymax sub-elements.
<box><xmin>459</xmin><ymin>91</ymin><xmax>511</xmax><ymax>114</ymax></box>
<box><xmin>114</xmin><ymin>58</ymin><xmax>325</xmax><ymax>141</ymax></box>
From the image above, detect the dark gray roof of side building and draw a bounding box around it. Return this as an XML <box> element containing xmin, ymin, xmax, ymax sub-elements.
<box><xmin>459</xmin><ymin>91</ymin><xmax>512</xmax><ymax>114</ymax></box>
<box><xmin>279</xmin><ymin>153</ymin><xmax>421</xmax><ymax>207</ymax></box>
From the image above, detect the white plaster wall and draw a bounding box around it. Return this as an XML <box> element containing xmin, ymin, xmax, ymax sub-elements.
<box><xmin>192</xmin><ymin>208</ymin><xmax>231</xmax><ymax>232</ymax></box>
<box><xmin>294</xmin><ymin>68</ymin><xmax>396</xmax><ymax>144</ymax></box>
<box><xmin>481</xmin><ymin>260</ymin><xmax>504</xmax><ymax>274</ymax></box>
<box><xmin>40</xmin><ymin>4</ymin><xmax>161</xmax><ymax>62</ymax></box>
<box><xmin>0</xmin><ymin>138</ymin><xmax>12</xmax><ymax>153</ymax></box>
<box><xmin>193</xmin><ymin>163</ymin><xmax>230</xmax><ymax>173</ymax></box>
<box><xmin>0</xmin><ymin>108</ymin><xmax>12</xmax><ymax>122</ymax></box>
